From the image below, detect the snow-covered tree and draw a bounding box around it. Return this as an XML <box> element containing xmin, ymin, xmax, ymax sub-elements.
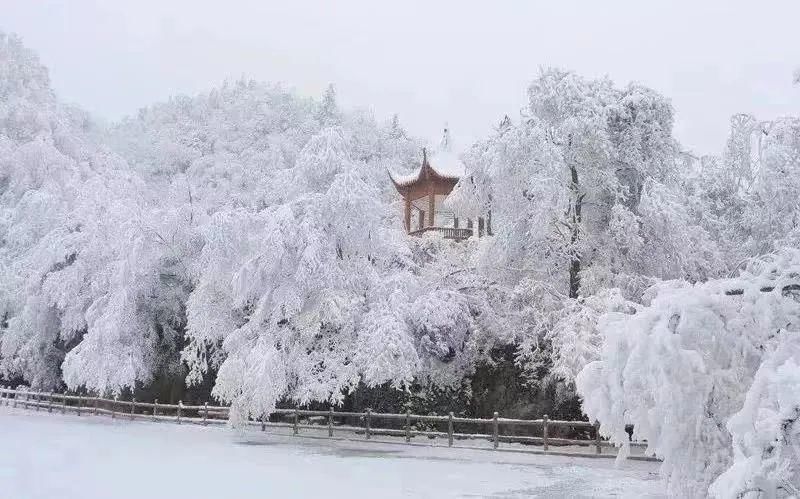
<box><xmin>577</xmin><ymin>249</ymin><xmax>800</xmax><ymax>497</ymax></box>
<box><xmin>1</xmin><ymin>35</ymin><xmax>450</xmax><ymax>404</ymax></box>
<box><xmin>0</xmin><ymin>31</ymin><xmax>130</xmax><ymax>390</ymax></box>
<box><xmin>317</xmin><ymin>83</ymin><xmax>341</xmax><ymax>126</ymax></box>
<box><xmin>449</xmin><ymin>69</ymin><xmax>720</xmax><ymax>391</ymax></box>
<box><xmin>182</xmin><ymin>123</ymin><xmax>505</xmax><ymax>421</ymax></box>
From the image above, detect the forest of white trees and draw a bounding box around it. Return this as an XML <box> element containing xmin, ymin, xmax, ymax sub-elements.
<box><xmin>1</xmin><ymin>32</ymin><xmax>798</xmax><ymax>497</ymax></box>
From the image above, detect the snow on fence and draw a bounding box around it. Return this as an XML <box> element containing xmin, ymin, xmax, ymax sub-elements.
<box><xmin>0</xmin><ymin>386</ymin><xmax>656</xmax><ymax>461</ymax></box>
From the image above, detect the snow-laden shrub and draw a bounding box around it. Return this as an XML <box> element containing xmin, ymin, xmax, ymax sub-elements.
<box><xmin>577</xmin><ymin>249</ymin><xmax>800</xmax><ymax>497</ymax></box>
<box><xmin>710</xmin><ymin>334</ymin><xmax>800</xmax><ymax>498</ymax></box>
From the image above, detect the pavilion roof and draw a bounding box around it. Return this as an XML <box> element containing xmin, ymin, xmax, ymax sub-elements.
<box><xmin>389</xmin><ymin>150</ymin><xmax>466</xmax><ymax>188</ymax></box>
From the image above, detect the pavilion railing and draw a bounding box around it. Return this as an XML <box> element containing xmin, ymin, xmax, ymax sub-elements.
<box><xmin>0</xmin><ymin>385</ymin><xmax>657</xmax><ymax>462</ymax></box>
<box><xmin>408</xmin><ymin>226</ymin><xmax>473</xmax><ymax>240</ymax></box>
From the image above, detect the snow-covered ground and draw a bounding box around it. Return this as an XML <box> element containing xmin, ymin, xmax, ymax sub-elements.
<box><xmin>0</xmin><ymin>406</ymin><xmax>665</xmax><ymax>498</ymax></box>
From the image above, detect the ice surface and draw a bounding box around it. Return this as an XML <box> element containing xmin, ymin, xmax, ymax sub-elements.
<box><xmin>0</xmin><ymin>407</ymin><xmax>664</xmax><ymax>498</ymax></box>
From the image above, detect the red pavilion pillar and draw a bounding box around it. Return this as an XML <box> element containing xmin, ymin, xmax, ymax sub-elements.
<box><xmin>427</xmin><ymin>182</ymin><xmax>435</xmax><ymax>227</ymax></box>
<box><xmin>404</xmin><ymin>192</ymin><xmax>411</xmax><ymax>233</ymax></box>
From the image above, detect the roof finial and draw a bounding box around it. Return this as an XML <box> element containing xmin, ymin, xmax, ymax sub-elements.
<box><xmin>422</xmin><ymin>147</ymin><xmax>428</xmax><ymax>165</ymax></box>
<box><xmin>440</xmin><ymin>123</ymin><xmax>452</xmax><ymax>152</ymax></box>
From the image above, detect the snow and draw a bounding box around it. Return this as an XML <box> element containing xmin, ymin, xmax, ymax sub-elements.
<box><xmin>0</xmin><ymin>407</ymin><xmax>666</xmax><ymax>499</ymax></box>
<box><xmin>428</xmin><ymin>150</ymin><xmax>466</xmax><ymax>179</ymax></box>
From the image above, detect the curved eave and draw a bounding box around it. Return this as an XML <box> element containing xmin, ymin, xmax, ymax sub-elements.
<box><xmin>388</xmin><ymin>168</ymin><xmax>422</xmax><ymax>189</ymax></box>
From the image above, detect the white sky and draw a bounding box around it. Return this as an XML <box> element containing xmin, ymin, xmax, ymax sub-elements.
<box><xmin>2</xmin><ymin>0</ymin><xmax>798</xmax><ymax>154</ymax></box>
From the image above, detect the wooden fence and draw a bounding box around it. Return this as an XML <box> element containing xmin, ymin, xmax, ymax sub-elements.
<box><xmin>0</xmin><ymin>386</ymin><xmax>656</xmax><ymax>461</ymax></box>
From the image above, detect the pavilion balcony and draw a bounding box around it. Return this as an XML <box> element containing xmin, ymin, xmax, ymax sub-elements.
<box><xmin>408</xmin><ymin>226</ymin><xmax>474</xmax><ymax>240</ymax></box>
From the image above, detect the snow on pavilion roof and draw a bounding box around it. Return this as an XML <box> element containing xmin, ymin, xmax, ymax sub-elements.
<box><xmin>389</xmin><ymin>150</ymin><xmax>466</xmax><ymax>187</ymax></box>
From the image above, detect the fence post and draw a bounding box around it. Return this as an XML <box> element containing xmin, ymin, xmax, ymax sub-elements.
<box><xmin>543</xmin><ymin>414</ymin><xmax>549</xmax><ymax>451</ymax></box>
<box><xmin>77</xmin><ymin>395</ymin><xmax>82</xmax><ymax>416</ymax></box>
<box><xmin>12</xmin><ymin>388</ymin><xmax>17</xmax><ymax>408</ymax></box>
<box><xmin>261</xmin><ymin>414</ymin><xmax>266</xmax><ymax>432</ymax></box>
<box><xmin>177</xmin><ymin>400</ymin><xmax>183</xmax><ymax>424</ymax></box>
<box><xmin>93</xmin><ymin>395</ymin><xmax>98</xmax><ymax>416</ymax></box>
<box><xmin>365</xmin><ymin>409</ymin><xmax>371</xmax><ymax>440</ymax></box>
<box><xmin>62</xmin><ymin>393</ymin><xmax>67</xmax><ymax>415</ymax></box>
<box><xmin>405</xmin><ymin>410</ymin><xmax>411</xmax><ymax>443</ymax></box>
<box><xmin>328</xmin><ymin>407</ymin><xmax>334</xmax><ymax>437</ymax></box>
<box><xmin>203</xmin><ymin>402</ymin><xmax>209</xmax><ymax>426</ymax></box>
<box><xmin>130</xmin><ymin>398</ymin><xmax>136</xmax><ymax>420</ymax></box>
<box><xmin>24</xmin><ymin>390</ymin><xmax>29</xmax><ymax>409</ymax></box>
<box><xmin>153</xmin><ymin>399</ymin><xmax>158</xmax><ymax>421</ymax></box>
<box><xmin>493</xmin><ymin>412</ymin><xmax>499</xmax><ymax>450</ymax></box>
<box><xmin>35</xmin><ymin>390</ymin><xmax>40</xmax><ymax>411</ymax></box>
<box><xmin>595</xmin><ymin>421</ymin><xmax>601</xmax><ymax>455</ymax></box>
<box><xmin>111</xmin><ymin>396</ymin><xmax>117</xmax><ymax>419</ymax></box>
<box><xmin>293</xmin><ymin>408</ymin><xmax>299</xmax><ymax>435</ymax></box>
<box><xmin>448</xmin><ymin>412</ymin><xmax>454</xmax><ymax>447</ymax></box>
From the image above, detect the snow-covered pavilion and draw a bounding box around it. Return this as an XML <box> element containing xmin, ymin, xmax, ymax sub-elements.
<box><xmin>389</xmin><ymin>132</ymin><xmax>490</xmax><ymax>240</ymax></box>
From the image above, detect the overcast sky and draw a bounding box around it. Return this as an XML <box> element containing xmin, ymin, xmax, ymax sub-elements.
<box><xmin>2</xmin><ymin>0</ymin><xmax>798</xmax><ymax>154</ymax></box>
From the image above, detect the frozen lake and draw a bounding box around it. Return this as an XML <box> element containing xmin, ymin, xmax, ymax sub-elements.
<box><xmin>0</xmin><ymin>406</ymin><xmax>665</xmax><ymax>498</ymax></box>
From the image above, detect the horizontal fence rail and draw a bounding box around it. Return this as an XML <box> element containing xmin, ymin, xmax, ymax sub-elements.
<box><xmin>0</xmin><ymin>386</ymin><xmax>657</xmax><ymax>461</ymax></box>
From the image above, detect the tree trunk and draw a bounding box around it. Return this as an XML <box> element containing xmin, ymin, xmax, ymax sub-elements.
<box><xmin>568</xmin><ymin>162</ymin><xmax>582</xmax><ymax>299</ymax></box>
